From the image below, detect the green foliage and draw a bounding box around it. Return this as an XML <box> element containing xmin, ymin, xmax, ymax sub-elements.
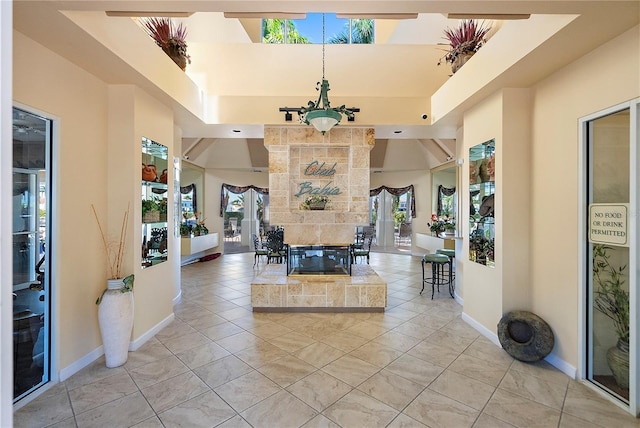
<box><xmin>593</xmin><ymin>244</ymin><xmax>629</xmax><ymax>343</ymax></box>
<box><xmin>328</xmin><ymin>19</ymin><xmax>374</xmax><ymax>44</ymax></box>
<box><xmin>394</xmin><ymin>211</ymin><xmax>406</xmax><ymax>226</ymax></box>
<box><xmin>96</xmin><ymin>274</ymin><xmax>134</xmax><ymax>305</ymax></box>
<box><xmin>141</xmin><ymin>198</ymin><xmax>159</xmax><ymax>215</ymax></box>
<box><xmin>263</xmin><ymin>19</ymin><xmax>310</xmax><ymax>43</ymax></box>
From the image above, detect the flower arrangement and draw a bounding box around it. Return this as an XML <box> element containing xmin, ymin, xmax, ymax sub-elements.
<box><xmin>437</xmin><ymin>19</ymin><xmax>491</xmax><ymax>72</ymax></box>
<box><xmin>593</xmin><ymin>244</ymin><xmax>629</xmax><ymax>344</ymax></box>
<box><xmin>428</xmin><ymin>213</ymin><xmax>455</xmax><ymax>234</ymax></box>
<box><xmin>299</xmin><ymin>195</ymin><xmax>330</xmax><ymax>210</ymax></box>
<box><xmin>181</xmin><ymin>212</ymin><xmax>208</xmax><ymax>236</ymax></box>
<box><xmin>141</xmin><ymin>17</ymin><xmax>191</xmax><ymax>70</ymax></box>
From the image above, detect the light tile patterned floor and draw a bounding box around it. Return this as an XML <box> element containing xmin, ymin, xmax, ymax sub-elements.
<box><xmin>14</xmin><ymin>252</ymin><xmax>639</xmax><ymax>428</ymax></box>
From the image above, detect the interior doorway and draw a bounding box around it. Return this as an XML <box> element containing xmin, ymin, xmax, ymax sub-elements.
<box><xmin>12</xmin><ymin>107</ymin><xmax>51</xmax><ymax>402</ymax></box>
<box><xmin>581</xmin><ymin>99</ymin><xmax>639</xmax><ymax>416</ymax></box>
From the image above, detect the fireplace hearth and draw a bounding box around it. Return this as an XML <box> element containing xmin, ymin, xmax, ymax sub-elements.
<box><xmin>287</xmin><ymin>245</ymin><xmax>351</xmax><ymax>276</ymax></box>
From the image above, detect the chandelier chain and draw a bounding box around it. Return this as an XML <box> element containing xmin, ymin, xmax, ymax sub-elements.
<box><xmin>322</xmin><ymin>13</ymin><xmax>325</xmax><ymax>79</ymax></box>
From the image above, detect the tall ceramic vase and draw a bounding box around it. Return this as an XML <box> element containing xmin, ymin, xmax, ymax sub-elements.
<box><xmin>606</xmin><ymin>339</ymin><xmax>629</xmax><ymax>389</ymax></box>
<box><xmin>98</xmin><ymin>279</ymin><xmax>134</xmax><ymax>368</ymax></box>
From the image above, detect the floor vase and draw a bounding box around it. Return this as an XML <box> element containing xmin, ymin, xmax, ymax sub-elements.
<box><xmin>98</xmin><ymin>279</ymin><xmax>134</xmax><ymax>368</ymax></box>
<box><xmin>607</xmin><ymin>339</ymin><xmax>629</xmax><ymax>389</ymax></box>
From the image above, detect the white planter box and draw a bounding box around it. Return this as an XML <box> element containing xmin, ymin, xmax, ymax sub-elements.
<box><xmin>181</xmin><ymin>233</ymin><xmax>219</xmax><ymax>256</ymax></box>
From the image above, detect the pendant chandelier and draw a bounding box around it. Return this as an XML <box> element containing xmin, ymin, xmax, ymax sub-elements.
<box><xmin>300</xmin><ymin>14</ymin><xmax>355</xmax><ymax>134</ymax></box>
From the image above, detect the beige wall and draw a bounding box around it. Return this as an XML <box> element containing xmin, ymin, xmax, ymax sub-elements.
<box><xmin>457</xmin><ymin>25</ymin><xmax>639</xmax><ymax>369</ymax></box>
<box><xmin>370</xmin><ymin>169</ymin><xmax>431</xmax><ymax>255</ymax></box>
<box><xmin>13</xmin><ymin>31</ymin><xmax>178</xmax><ymax>373</ymax></box>
<box><xmin>528</xmin><ymin>25</ymin><xmax>639</xmax><ymax>366</ymax></box>
<box><xmin>14</xmin><ymin>30</ymin><xmax>111</xmax><ymax>369</ymax></box>
<box><xmin>204</xmin><ymin>169</ymin><xmax>269</xmax><ymax>252</ymax></box>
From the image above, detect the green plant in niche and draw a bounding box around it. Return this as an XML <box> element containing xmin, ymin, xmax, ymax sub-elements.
<box><xmin>593</xmin><ymin>244</ymin><xmax>629</xmax><ymax>344</ymax></box>
<box><xmin>141</xmin><ymin>198</ymin><xmax>159</xmax><ymax>216</ymax></box>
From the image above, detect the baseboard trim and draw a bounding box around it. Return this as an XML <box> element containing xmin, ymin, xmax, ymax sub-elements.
<box><xmin>462</xmin><ymin>312</ymin><xmax>577</xmax><ymax>378</ymax></box>
<box><xmin>59</xmin><ymin>345</ymin><xmax>103</xmax><ymax>382</ymax></box>
<box><xmin>129</xmin><ymin>313</ymin><xmax>175</xmax><ymax>351</ymax></box>
<box><xmin>173</xmin><ymin>289</ymin><xmax>182</xmax><ymax>306</ymax></box>
<box><xmin>58</xmin><ymin>312</ymin><xmax>175</xmax><ymax>381</ymax></box>
<box><xmin>544</xmin><ymin>351</ymin><xmax>577</xmax><ymax>379</ymax></box>
<box><xmin>461</xmin><ymin>311</ymin><xmax>500</xmax><ymax>347</ymax></box>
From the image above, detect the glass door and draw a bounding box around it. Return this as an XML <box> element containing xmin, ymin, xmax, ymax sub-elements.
<box><xmin>12</xmin><ymin>107</ymin><xmax>51</xmax><ymax>401</ymax></box>
<box><xmin>583</xmin><ymin>102</ymin><xmax>638</xmax><ymax>416</ymax></box>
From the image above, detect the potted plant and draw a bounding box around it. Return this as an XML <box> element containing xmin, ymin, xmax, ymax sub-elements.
<box><xmin>158</xmin><ymin>198</ymin><xmax>168</xmax><ymax>222</ymax></box>
<box><xmin>91</xmin><ymin>204</ymin><xmax>135</xmax><ymax>368</ymax></box>
<box><xmin>192</xmin><ymin>212</ymin><xmax>208</xmax><ymax>236</ymax></box>
<box><xmin>592</xmin><ymin>244</ymin><xmax>629</xmax><ymax>388</ymax></box>
<box><xmin>141</xmin><ymin>17</ymin><xmax>192</xmax><ymax>71</ymax></box>
<box><xmin>299</xmin><ymin>195</ymin><xmax>330</xmax><ymax>210</ymax></box>
<box><xmin>438</xmin><ymin>19</ymin><xmax>491</xmax><ymax>73</ymax></box>
<box><xmin>142</xmin><ymin>198</ymin><xmax>160</xmax><ymax>223</ymax></box>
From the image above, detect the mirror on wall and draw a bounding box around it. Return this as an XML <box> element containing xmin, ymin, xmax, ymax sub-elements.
<box><xmin>141</xmin><ymin>137</ymin><xmax>168</xmax><ymax>268</ymax></box>
<box><xmin>469</xmin><ymin>139</ymin><xmax>495</xmax><ymax>267</ymax></box>
<box><xmin>179</xmin><ymin>162</ymin><xmax>204</xmax><ymax>234</ymax></box>
<box><xmin>431</xmin><ymin>162</ymin><xmax>458</xmax><ymax>224</ymax></box>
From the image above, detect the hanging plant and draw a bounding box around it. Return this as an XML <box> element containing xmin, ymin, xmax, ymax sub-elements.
<box><xmin>438</xmin><ymin>19</ymin><xmax>491</xmax><ymax>73</ymax></box>
<box><xmin>141</xmin><ymin>17</ymin><xmax>192</xmax><ymax>71</ymax></box>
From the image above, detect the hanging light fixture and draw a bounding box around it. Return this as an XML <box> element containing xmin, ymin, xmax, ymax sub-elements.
<box><xmin>300</xmin><ymin>13</ymin><xmax>355</xmax><ymax>134</ymax></box>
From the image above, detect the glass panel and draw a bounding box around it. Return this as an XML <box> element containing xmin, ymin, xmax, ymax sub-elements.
<box><xmin>587</xmin><ymin>109</ymin><xmax>630</xmax><ymax>402</ymax></box>
<box><xmin>263</xmin><ymin>14</ymin><xmax>373</xmax><ymax>44</ymax></box>
<box><xmin>13</xmin><ymin>107</ymin><xmax>50</xmax><ymax>401</ymax></box>
<box><xmin>469</xmin><ymin>139</ymin><xmax>495</xmax><ymax>267</ymax></box>
<box><xmin>141</xmin><ymin>137</ymin><xmax>168</xmax><ymax>268</ymax></box>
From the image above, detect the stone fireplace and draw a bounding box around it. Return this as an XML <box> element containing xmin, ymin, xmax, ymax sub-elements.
<box><xmin>264</xmin><ymin>126</ymin><xmax>374</xmax><ymax>245</ymax></box>
<box><xmin>253</xmin><ymin>126</ymin><xmax>385</xmax><ymax>312</ymax></box>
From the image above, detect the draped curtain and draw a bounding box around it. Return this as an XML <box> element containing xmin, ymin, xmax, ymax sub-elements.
<box><xmin>220</xmin><ymin>183</ymin><xmax>269</xmax><ymax>217</ymax></box>
<box><xmin>437</xmin><ymin>185</ymin><xmax>456</xmax><ymax>216</ymax></box>
<box><xmin>369</xmin><ymin>184</ymin><xmax>416</xmax><ymax>218</ymax></box>
<box><xmin>180</xmin><ymin>184</ymin><xmax>197</xmax><ymax>214</ymax></box>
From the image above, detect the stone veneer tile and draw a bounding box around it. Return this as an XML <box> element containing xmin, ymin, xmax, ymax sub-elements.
<box><xmin>268</xmin><ymin>285</ymin><xmax>284</xmax><ymax>307</ymax></box>
<box><xmin>327</xmin><ymin>284</ymin><xmax>346</xmax><ymax>307</ymax></box>
<box><xmin>365</xmin><ymin>128</ymin><xmax>375</xmax><ymax>145</ymax></box>
<box><xmin>263</xmin><ymin>127</ymin><xmax>281</xmax><ymax>145</ymax></box>
<box><xmin>269</xmin><ymin>151</ymin><xmax>288</xmax><ymax>172</ymax></box>
<box><xmin>251</xmin><ymin>285</ymin><xmax>269</xmax><ymax>307</ymax></box>
<box><xmin>288</xmin><ymin>282</ymin><xmax>303</xmax><ymax>296</ymax></box>
<box><xmin>328</xmin><ymin>147</ymin><xmax>350</xmax><ymax>157</ymax></box>
<box><xmin>289</xmin><ymin>295</ymin><xmax>327</xmax><ymax>307</ymax></box>
<box><xmin>304</xmin><ymin>282</ymin><xmax>329</xmax><ymax>296</ymax></box>
<box><xmin>366</xmin><ymin>286</ymin><xmax>387</xmax><ymax>307</ymax></box>
<box><xmin>345</xmin><ymin>287</ymin><xmax>361</xmax><ymax>306</ymax></box>
<box><xmin>287</xmin><ymin>127</ymin><xmax>322</xmax><ymax>143</ymax></box>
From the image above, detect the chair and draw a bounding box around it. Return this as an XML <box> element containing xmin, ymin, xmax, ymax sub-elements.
<box><xmin>352</xmin><ymin>235</ymin><xmax>373</xmax><ymax>264</ymax></box>
<box><xmin>252</xmin><ymin>234</ymin><xmax>269</xmax><ymax>267</ymax></box>
<box><xmin>265</xmin><ymin>228</ymin><xmax>286</xmax><ymax>264</ymax></box>
<box><xmin>353</xmin><ymin>227</ymin><xmax>366</xmax><ymax>249</ymax></box>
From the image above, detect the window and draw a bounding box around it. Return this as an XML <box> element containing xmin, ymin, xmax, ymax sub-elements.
<box><xmin>262</xmin><ymin>13</ymin><xmax>374</xmax><ymax>44</ymax></box>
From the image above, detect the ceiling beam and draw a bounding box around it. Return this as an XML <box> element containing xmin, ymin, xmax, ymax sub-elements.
<box><xmin>105</xmin><ymin>11</ymin><xmax>194</xmax><ymax>17</ymax></box>
<box><xmin>432</xmin><ymin>138</ymin><xmax>454</xmax><ymax>159</ymax></box>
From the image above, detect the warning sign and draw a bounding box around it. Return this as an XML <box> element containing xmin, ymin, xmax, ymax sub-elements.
<box><xmin>588</xmin><ymin>203</ymin><xmax>628</xmax><ymax>247</ymax></box>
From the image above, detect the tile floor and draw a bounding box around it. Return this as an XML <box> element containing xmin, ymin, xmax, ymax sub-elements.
<box><xmin>14</xmin><ymin>252</ymin><xmax>639</xmax><ymax>428</ymax></box>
